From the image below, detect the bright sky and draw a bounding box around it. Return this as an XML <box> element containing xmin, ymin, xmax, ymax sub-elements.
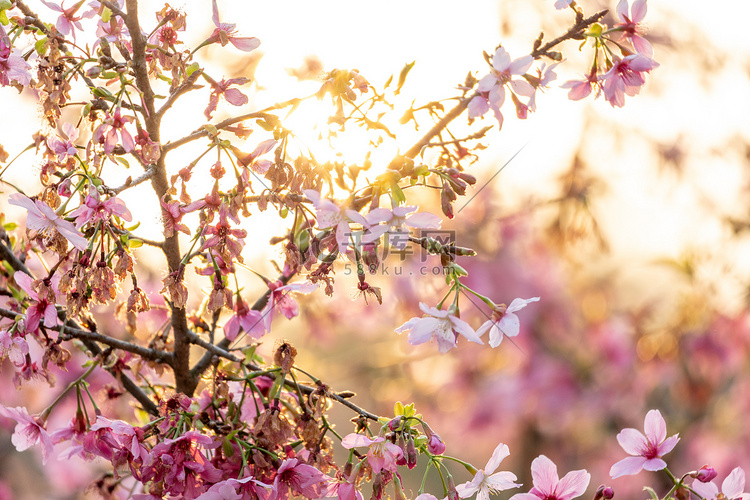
<box><xmin>2</xmin><ymin>0</ymin><xmax>749</xmax><ymax>311</ymax></box>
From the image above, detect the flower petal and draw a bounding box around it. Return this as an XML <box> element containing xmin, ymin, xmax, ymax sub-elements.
<box><xmin>615</xmin><ymin>428</ymin><xmax>648</xmax><ymax>455</ymax></box>
<box><xmin>556</xmin><ymin>470</ymin><xmax>590</xmax><ymax>500</ymax></box>
<box><xmin>609</xmin><ymin>456</ymin><xmax>647</xmax><ymax>479</ymax></box>
<box><xmin>485</xmin><ymin>443</ymin><xmax>511</xmax><ymax>473</ymax></box>
<box><xmin>643</xmin><ymin>409</ymin><xmax>667</xmax><ymax>445</ymax></box>
<box><xmin>530</xmin><ymin>455</ymin><xmax>559</xmax><ymax>496</ymax></box>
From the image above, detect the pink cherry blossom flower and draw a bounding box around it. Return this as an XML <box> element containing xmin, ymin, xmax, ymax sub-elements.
<box><xmin>363</xmin><ymin>206</ymin><xmax>441</xmax><ymax>249</ymax></box>
<box><xmin>609</xmin><ymin>409</ymin><xmax>679</xmax><ymax>478</ymax></box>
<box><xmin>161</xmin><ymin>198</ymin><xmax>205</xmax><ymax>237</ymax></box>
<box><xmin>47</xmin><ymin>122</ymin><xmax>79</xmax><ymax>162</ymax></box>
<box><xmin>0</xmin><ymin>329</ymin><xmax>29</xmax><ymax>366</ymax></box>
<box><xmin>0</xmin><ymin>405</ymin><xmax>54</xmax><ymax>464</ymax></box>
<box><xmin>395</xmin><ymin>303</ymin><xmax>483</xmax><ymax>353</ymax></box>
<box><xmin>554</xmin><ymin>0</ymin><xmax>574</xmax><ymax>9</ymax></box>
<box><xmin>468</xmin><ymin>47</ymin><xmax>534</xmax><ymax>128</ymax></box>
<box><xmin>204</xmin><ymin>76</ymin><xmax>250</xmax><ymax>120</ymax></box>
<box><xmin>510</xmin><ymin>455</ymin><xmax>590</xmax><ymax>500</ymax></box>
<box><xmin>92</xmin><ymin>107</ymin><xmax>135</xmax><ymax>153</ymax></box>
<box><xmin>238</xmin><ymin>139</ymin><xmax>277</xmax><ymax>177</ymax></box>
<box><xmin>601</xmin><ymin>54</ymin><xmax>659</xmax><ymax>108</ymax></box>
<box><xmin>476</xmin><ymin>297</ymin><xmax>540</xmax><ymax>348</ymax></box>
<box><xmin>14</xmin><ymin>271</ymin><xmax>58</xmax><ymax>332</ymax></box>
<box><xmin>692</xmin><ymin>467</ymin><xmax>750</xmax><ymax>500</ymax></box>
<box><xmin>8</xmin><ymin>193</ymin><xmax>88</xmax><ymax>250</ymax></box>
<box><xmin>40</xmin><ymin>0</ymin><xmax>93</xmax><ymax>41</ymax></box>
<box><xmin>200</xmin><ymin>204</ymin><xmax>247</xmax><ymax>265</ymax></box>
<box><xmin>615</xmin><ymin>0</ymin><xmax>653</xmax><ymax>56</ymax></box>
<box><xmin>196</xmin><ymin>476</ymin><xmax>273</xmax><ymax>500</ymax></box>
<box><xmin>456</xmin><ymin>443</ymin><xmax>520</xmax><ymax>500</ymax></box>
<box><xmin>69</xmin><ymin>187</ymin><xmax>132</xmax><ymax>229</ymax></box>
<box><xmin>224</xmin><ymin>295</ymin><xmax>266</xmax><ymax>341</ymax></box>
<box><xmin>560</xmin><ymin>70</ymin><xmax>599</xmax><ymax>101</ymax></box>
<box><xmin>207</xmin><ymin>0</ymin><xmax>261</xmax><ymax>52</ymax></box>
<box><xmin>342</xmin><ymin>433</ymin><xmax>404</xmax><ymax>474</ymax></box>
<box><xmin>262</xmin><ymin>280</ymin><xmax>318</xmax><ymax>331</ymax></box>
<box><xmin>304</xmin><ymin>189</ymin><xmax>368</xmax><ymax>254</ymax></box>
<box><xmin>273</xmin><ymin>458</ymin><xmax>330</xmax><ymax>500</ymax></box>
<box><xmin>0</xmin><ymin>26</ymin><xmax>33</xmax><ymax>87</ymax></box>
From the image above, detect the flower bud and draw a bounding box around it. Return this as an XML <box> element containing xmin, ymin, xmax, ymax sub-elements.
<box><xmin>692</xmin><ymin>465</ymin><xmax>718</xmax><ymax>483</ymax></box>
<box><xmin>446</xmin><ymin>475</ymin><xmax>459</xmax><ymax>500</ymax></box>
<box><xmin>387</xmin><ymin>416</ymin><xmax>402</xmax><ymax>431</ymax></box>
<box><xmin>427</xmin><ymin>432</ymin><xmax>446</xmax><ymax>455</ymax></box>
<box><xmin>406</xmin><ymin>438</ymin><xmax>417</xmax><ymax>469</ymax></box>
<box><xmin>593</xmin><ymin>485</ymin><xmax>614</xmax><ymax>500</ymax></box>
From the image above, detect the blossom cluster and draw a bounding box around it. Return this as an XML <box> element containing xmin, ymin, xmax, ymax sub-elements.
<box><xmin>0</xmin><ymin>0</ymin><xmax>673</xmax><ymax>498</ymax></box>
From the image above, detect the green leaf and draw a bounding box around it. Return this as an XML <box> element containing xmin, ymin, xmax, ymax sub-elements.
<box><xmin>395</xmin><ymin>61</ymin><xmax>415</xmax><ymax>95</ymax></box>
<box><xmin>101</xmin><ymin>7</ymin><xmax>112</xmax><ymax>23</ymax></box>
<box><xmin>389</xmin><ymin>181</ymin><xmax>406</xmax><ymax>205</ymax></box>
<box><xmin>35</xmin><ymin>37</ymin><xmax>50</xmax><ymax>56</ymax></box>
<box><xmin>127</xmin><ymin>239</ymin><xmax>143</xmax><ymax>248</ymax></box>
<box><xmin>3</xmin><ymin>222</ymin><xmax>17</xmax><ymax>231</ymax></box>
<box><xmin>0</xmin><ymin>10</ymin><xmax>8</xmax><ymax>26</ymax></box>
<box><xmin>186</xmin><ymin>62</ymin><xmax>200</xmax><ymax>77</ymax></box>
<box><xmin>116</xmin><ymin>157</ymin><xmax>130</xmax><ymax>169</ymax></box>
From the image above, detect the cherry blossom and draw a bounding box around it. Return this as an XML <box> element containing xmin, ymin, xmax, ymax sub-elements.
<box><xmin>468</xmin><ymin>47</ymin><xmax>534</xmax><ymax>128</ymax></box>
<box><xmin>92</xmin><ymin>107</ymin><xmax>135</xmax><ymax>154</ymax></box>
<box><xmin>0</xmin><ymin>405</ymin><xmax>54</xmax><ymax>464</ymax></box>
<box><xmin>8</xmin><ymin>193</ymin><xmax>88</xmax><ymax>250</ymax></box>
<box><xmin>0</xmin><ymin>329</ymin><xmax>29</xmax><ymax>365</ymax></box>
<box><xmin>600</xmin><ymin>54</ymin><xmax>659</xmax><ymax>108</ymax></box>
<box><xmin>395</xmin><ymin>303</ymin><xmax>483</xmax><ymax>353</ymax></box>
<box><xmin>554</xmin><ymin>0</ymin><xmax>574</xmax><ymax>9</ymax></box>
<box><xmin>207</xmin><ymin>0</ymin><xmax>261</xmax><ymax>52</ymax></box>
<box><xmin>262</xmin><ymin>280</ymin><xmax>318</xmax><ymax>331</ymax></box>
<box><xmin>510</xmin><ymin>455</ymin><xmax>590</xmax><ymax>500</ymax></box>
<box><xmin>273</xmin><ymin>458</ymin><xmax>330</xmax><ymax>500</ymax></box>
<box><xmin>46</xmin><ymin>122</ymin><xmax>79</xmax><ymax>162</ymax></box>
<box><xmin>476</xmin><ymin>297</ymin><xmax>540</xmax><ymax>348</ymax></box>
<box><xmin>304</xmin><ymin>189</ymin><xmax>368</xmax><ymax>254</ymax></box>
<box><xmin>560</xmin><ymin>70</ymin><xmax>599</xmax><ymax>101</ymax></box>
<box><xmin>614</xmin><ymin>0</ymin><xmax>653</xmax><ymax>56</ymax></box>
<box><xmin>40</xmin><ymin>0</ymin><xmax>92</xmax><ymax>40</ymax></box>
<box><xmin>224</xmin><ymin>295</ymin><xmax>266</xmax><ymax>341</ymax></box>
<box><xmin>456</xmin><ymin>443</ymin><xmax>520</xmax><ymax>500</ymax></box>
<box><xmin>14</xmin><ymin>271</ymin><xmax>58</xmax><ymax>332</ymax></box>
<box><xmin>692</xmin><ymin>467</ymin><xmax>750</xmax><ymax>500</ymax></box>
<box><xmin>204</xmin><ymin>76</ymin><xmax>250</xmax><ymax>120</ymax></box>
<box><xmin>238</xmin><ymin>138</ymin><xmax>277</xmax><ymax>176</ymax></box>
<box><xmin>161</xmin><ymin>198</ymin><xmax>206</xmax><ymax>237</ymax></box>
<box><xmin>363</xmin><ymin>206</ymin><xmax>442</xmax><ymax>249</ymax></box>
<box><xmin>0</xmin><ymin>25</ymin><xmax>32</xmax><ymax>87</ymax></box>
<box><xmin>341</xmin><ymin>433</ymin><xmax>403</xmax><ymax>474</ymax></box>
<box><xmin>69</xmin><ymin>187</ymin><xmax>132</xmax><ymax>229</ymax></box>
<box><xmin>609</xmin><ymin>409</ymin><xmax>679</xmax><ymax>478</ymax></box>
